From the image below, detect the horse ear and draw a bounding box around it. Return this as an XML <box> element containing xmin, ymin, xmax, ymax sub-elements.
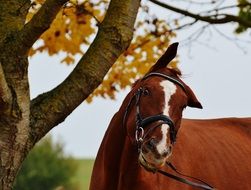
<box><xmin>185</xmin><ymin>84</ymin><xmax>203</xmax><ymax>109</ymax></box>
<box><xmin>148</xmin><ymin>42</ymin><xmax>179</xmax><ymax>72</ymax></box>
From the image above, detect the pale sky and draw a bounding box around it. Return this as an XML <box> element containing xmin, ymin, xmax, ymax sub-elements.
<box><xmin>28</xmin><ymin>1</ymin><xmax>251</xmax><ymax>158</ymax></box>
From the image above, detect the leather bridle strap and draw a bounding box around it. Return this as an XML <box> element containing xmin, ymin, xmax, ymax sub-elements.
<box><xmin>138</xmin><ymin>114</ymin><xmax>176</xmax><ymax>143</ymax></box>
<box><xmin>157</xmin><ymin>163</ymin><xmax>215</xmax><ymax>190</ymax></box>
<box><xmin>134</xmin><ymin>87</ymin><xmax>177</xmax><ymax>144</ymax></box>
<box><xmin>123</xmin><ymin>72</ymin><xmax>186</xmax><ymax>145</ymax></box>
<box><xmin>143</xmin><ymin>72</ymin><xmax>186</xmax><ymax>93</ymax></box>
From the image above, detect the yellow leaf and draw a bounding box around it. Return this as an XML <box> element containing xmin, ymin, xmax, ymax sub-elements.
<box><xmin>61</xmin><ymin>55</ymin><xmax>75</xmax><ymax>64</ymax></box>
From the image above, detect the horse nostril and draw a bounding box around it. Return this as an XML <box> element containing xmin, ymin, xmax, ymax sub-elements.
<box><xmin>146</xmin><ymin>138</ymin><xmax>156</xmax><ymax>151</ymax></box>
<box><xmin>162</xmin><ymin>150</ymin><xmax>169</xmax><ymax>157</ymax></box>
<box><xmin>162</xmin><ymin>146</ymin><xmax>172</xmax><ymax>157</ymax></box>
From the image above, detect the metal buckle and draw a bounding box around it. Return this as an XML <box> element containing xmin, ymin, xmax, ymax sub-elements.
<box><xmin>135</xmin><ymin>127</ymin><xmax>144</xmax><ymax>143</ymax></box>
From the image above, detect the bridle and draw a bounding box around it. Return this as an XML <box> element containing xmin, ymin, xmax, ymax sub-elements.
<box><xmin>123</xmin><ymin>72</ymin><xmax>187</xmax><ymax>147</ymax></box>
<box><xmin>134</xmin><ymin>72</ymin><xmax>187</xmax><ymax>146</ymax></box>
<box><xmin>122</xmin><ymin>72</ymin><xmax>215</xmax><ymax>190</ymax></box>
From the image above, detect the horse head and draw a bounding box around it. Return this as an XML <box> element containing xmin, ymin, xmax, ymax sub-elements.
<box><xmin>124</xmin><ymin>42</ymin><xmax>202</xmax><ymax>172</ymax></box>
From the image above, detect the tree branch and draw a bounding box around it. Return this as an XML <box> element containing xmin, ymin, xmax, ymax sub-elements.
<box><xmin>200</xmin><ymin>3</ymin><xmax>251</xmax><ymax>15</ymax></box>
<box><xmin>174</xmin><ymin>0</ymin><xmax>218</xmax><ymax>6</ymax></box>
<box><xmin>149</xmin><ymin>0</ymin><xmax>251</xmax><ymax>28</ymax></box>
<box><xmin>212</xmin><ymin>25</ymin><xmax>249</xmax><ymax>53</ymax></box>
<box><xmin>16</xmin><ymin>0</ymin><xmax>68</xmax><ymax>55</ymax></box>
<box><xmin>0</xmin><ymin>63</ymin><xmax>12</xmax><ymax>113</ymax></box>
<box><xmin>29</xmin><ymin>0</ymin><xmax>141</xmax><ymax>144</ymax></box>
<box><xmin>170</xmin><ymin>19</ymin><xmax>198</xmax><ymax>31</ymax></box>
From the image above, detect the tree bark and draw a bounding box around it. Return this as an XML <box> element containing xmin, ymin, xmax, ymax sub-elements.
<box><xmin>0</xmin><ymin>0</ymin><xmax>140</xmax><ymax>189</ymax></box>
<box><xmin>0</xmin><ymin>1</ymin><xmax>30</xmax><ymax>189</ymax></box>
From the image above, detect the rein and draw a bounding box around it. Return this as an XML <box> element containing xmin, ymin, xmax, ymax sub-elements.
<box><xmin>157</xmin><ymin>163</ymin><xmax>215</xmax><ymax>190</ymax></box>
<box><xmin>123</xmin><ymin>72</ymin><xmax>215</xmax><ymax>190</ymax></box>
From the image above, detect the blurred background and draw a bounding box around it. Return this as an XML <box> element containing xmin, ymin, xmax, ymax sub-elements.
<box><xmin>16</xmin><ymin>0</ymin><xmax>251</xmax><ymax>189</ymax></box>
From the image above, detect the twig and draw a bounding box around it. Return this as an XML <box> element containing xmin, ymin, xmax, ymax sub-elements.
<box><xmin>169</xmin><ymin>19</ymin><xmax>198</xmax><ymax>31</ymax></box>
<box><xmin>170</xmin><ymin>0</ymin><xmax>217</xmax><ymax>6</ymax></box>
<box><xmin>149</xmin><ymin>0</ymin><xmax>251</xmax><ymax>28</ymax></box>
<box><xmin>212</xmin><ymin>26</ymin><xmax>249</xmax><ymax>54</ymax></box>
<box><xmin>200</xmin><ymin>3</ymin><xmax>251</xmax><ymax>16</ymax></box>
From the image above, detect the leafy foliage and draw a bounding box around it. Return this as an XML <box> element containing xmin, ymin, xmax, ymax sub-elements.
<box><xmin>28</xmin><ymin>0</ymin><xmax>176</xmax><ymax>102</ymax></box>
<box><xmin>28</xmin><ymin>0</ymin><xmax>103</xmax><ymax>58</ymax></box>
<box><xmin>236</xmin><ymin>0</ymin><xmax>251</xmax><ymax>33</ymax></box>
<box><xmin>14</xmin><ymin>136</ymin><xmax>79</xmax><ymax>190</ymax></box>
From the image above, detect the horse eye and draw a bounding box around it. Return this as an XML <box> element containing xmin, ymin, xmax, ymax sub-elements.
<box><xmin>143</xmin><ymin>88</ymin><xmax>150</xmax><ymax>96</ymax></box>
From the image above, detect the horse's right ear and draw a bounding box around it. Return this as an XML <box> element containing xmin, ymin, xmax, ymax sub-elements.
<box><xmin>148</xmin><ymin>42</ymin><xmax>179</xmax><ymax>72</ymax></box>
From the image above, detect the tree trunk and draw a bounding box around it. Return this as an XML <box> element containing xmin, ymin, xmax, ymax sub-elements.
<box><xmin>0</xmin><ymin>1</ymin><xmax>30</xmax><ymax>189</ymax></box>
<box><xmin>0</xmin><ymin>0</ymin><xmax>140</xmax><ymax>189</ymax></box>
<box><xmin>0</xmin><ymin>56</ymin><xmax>30</xmax><ymax>190</ymax></box>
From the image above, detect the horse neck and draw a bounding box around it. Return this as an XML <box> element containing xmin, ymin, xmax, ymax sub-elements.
<box><xmin>90</xmin><ymin>97</ymin><xmax>140</xmax><ymax>189</ymax></box>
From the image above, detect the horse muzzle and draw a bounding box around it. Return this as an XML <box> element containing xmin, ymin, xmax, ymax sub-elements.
<box><xmin>138</xmin><ymin>141</ymin><xmax>172</xmax><ymax>172</ymax></box>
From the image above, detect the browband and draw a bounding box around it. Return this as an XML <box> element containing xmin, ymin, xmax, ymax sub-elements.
<box><xmin>143</xmin><ymin>72</ymin><xmax>186</xmax><ymax>93</ymax></box>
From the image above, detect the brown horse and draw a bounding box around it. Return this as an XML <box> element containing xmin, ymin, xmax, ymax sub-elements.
<box><xmin>90</xmin><ymin>43</ymin><xmax>251</xmax><ymax>190</ymax></box>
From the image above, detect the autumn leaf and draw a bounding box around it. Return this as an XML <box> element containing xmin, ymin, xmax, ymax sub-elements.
<box><xmin>61</xmin><ymin>55</ymin><xmax>75</xmax><ymax>64</ymax></box>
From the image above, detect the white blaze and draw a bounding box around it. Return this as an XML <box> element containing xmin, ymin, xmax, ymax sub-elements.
<box><xmin>156</xmin><ymin>81</ymin><xmax>177</xmax><ymax>154</ymax></box>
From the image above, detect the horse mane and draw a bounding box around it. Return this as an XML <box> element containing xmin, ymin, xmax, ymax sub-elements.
<box><xmin>167</xmin><ymin>66</ymin><xmax>182</xmax><ymax>76</ymax></box>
